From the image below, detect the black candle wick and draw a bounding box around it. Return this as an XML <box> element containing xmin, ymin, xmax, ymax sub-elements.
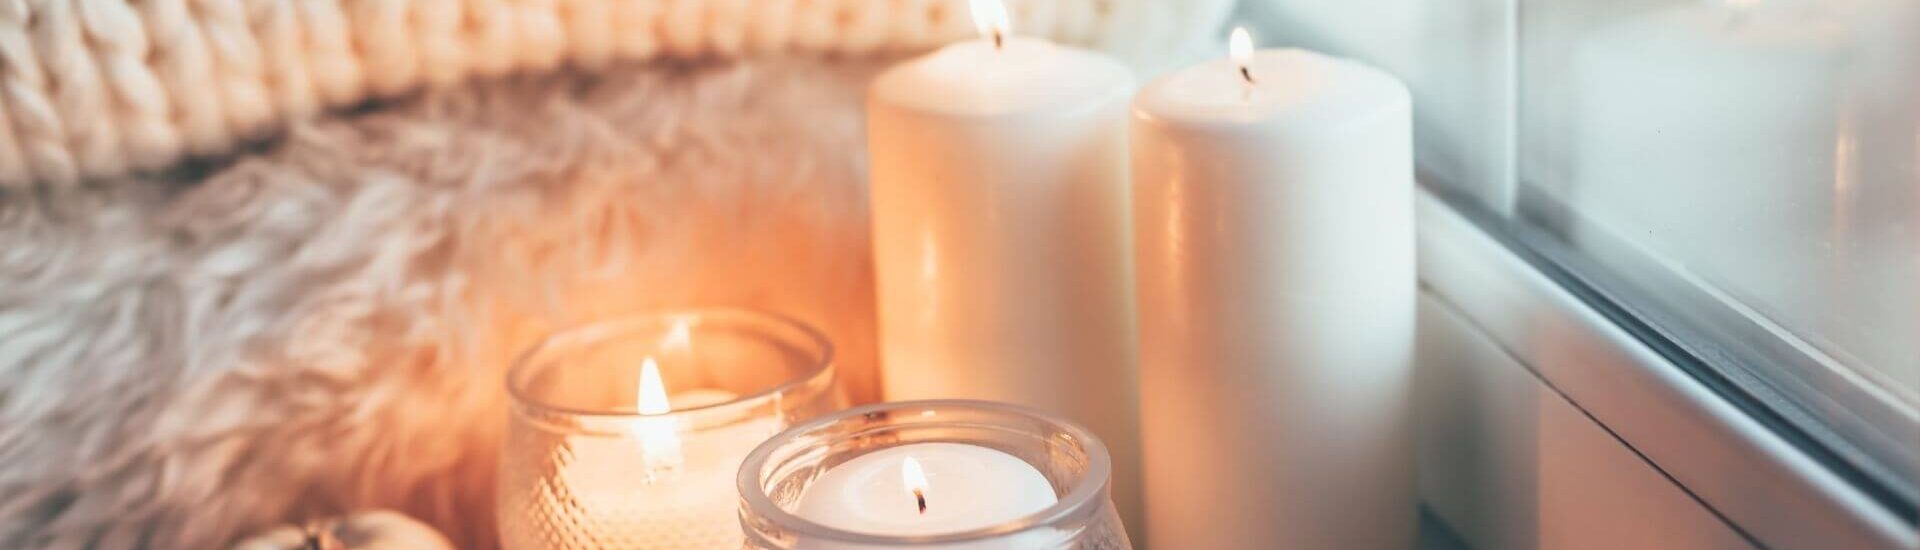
<box><xmin>915</xmin><ymin>490</ymin><xmax>928</xmax><ymax>514</ymax></box>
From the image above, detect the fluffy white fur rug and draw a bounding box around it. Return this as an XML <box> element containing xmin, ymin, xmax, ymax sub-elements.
<box><xmin>0</xmin><ymin>58</ymin><xmax>883</xmax><ymax>549</ymax></box>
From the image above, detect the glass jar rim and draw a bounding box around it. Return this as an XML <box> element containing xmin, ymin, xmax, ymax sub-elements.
<box><xmin>736</xmin><ymin>399</ymin><xmax>1115</xmax><ymax>546</ymax></box>
<box><xmin>505</xmin><ymin>307</ymin><xmax>836</xmax><ymax>423</ymax></box>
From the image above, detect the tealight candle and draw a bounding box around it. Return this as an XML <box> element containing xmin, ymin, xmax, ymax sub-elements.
<box><xmin>794</xmin><ymin>443</ymin><xmax>1057</xmax><ymax>537</ymax></box>
<box><xmin>1132</xmin><ymin>29</ymin><xmax>1417</xmax><ymax>549</ymax></box>
<box><xmin>499</xmin><ymin>309</ymin><xmax>845</xmax><ymax>550</ymax></box>
<box><xmin>865</xmin><ymin>0</ymin><xmax>1143</xmax><ymax>534</ymax></box>
<box><xmin>737</xmin><ymin>400</ymin><xmax>1130</xmax><ymax>550</ymax></box>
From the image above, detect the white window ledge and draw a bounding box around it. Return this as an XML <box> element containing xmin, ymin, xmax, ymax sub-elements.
<box><xmin>1414</xmin><ymin>187</ymin><xmax>1916</xmax><ymax>549</ymax></box>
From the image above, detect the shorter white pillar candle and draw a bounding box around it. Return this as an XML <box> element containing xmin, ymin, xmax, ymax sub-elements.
<box><xmin>1132</xmin><ymin>29</ymin><xmax>1417</xmax><ymax>550</ymax></box>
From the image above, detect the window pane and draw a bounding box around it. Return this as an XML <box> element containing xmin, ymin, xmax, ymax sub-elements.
<box><xmin>1518</xmin><ymin>0</ymin><xmax>1919</xmax><ymax>494</ymax></box>
<box><xmin>1235</xmin><ymin>0</ymin><xmax>1517</xmax><ymax>212</ymax></box>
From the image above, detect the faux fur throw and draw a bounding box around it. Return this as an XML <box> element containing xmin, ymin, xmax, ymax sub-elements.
<box><xmin>0</xmin><ymin>0</ymin><xmax>1232</xmax><ymax>189</ymax></box>
<box><xmin>0</xmin><ymin>58</ymin><xmax>888</xmax><ymax>549</ymax></box>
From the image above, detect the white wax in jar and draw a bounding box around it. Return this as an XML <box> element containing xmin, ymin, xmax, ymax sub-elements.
<box><xmin>866</xmin><ymin>32</ymin><xmax>1145</xmax><ymax>539</ymax></box>
<box><xmin>793</xmin><ymin>443</ymin><xmax>1058</xmax><ymax>549</ymax></box>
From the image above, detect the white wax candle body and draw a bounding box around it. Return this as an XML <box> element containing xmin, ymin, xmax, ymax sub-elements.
<box><xmin>793</xmin><ymin>443</ymin><xmax>1059</xmax><ymax>549</ymax></box>
<box><xmin>867</xmin><ymin>36</ymin><xmax>1144</xmax><ymax>536</ymax></box>
<box><xmin>1132</xmin><ymin>49</ymin><xmax>1416</xmax><ymax>550</ymax></box>
<box><xmin>1570</xmin><ymin>1</ymin><xmax>1849</xmax><ymax>333</ymax></box>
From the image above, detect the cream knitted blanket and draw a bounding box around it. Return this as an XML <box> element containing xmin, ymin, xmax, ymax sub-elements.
<box><xmin>0</xmin><ymin>0</ymin><xmax>1232</xmax><ymax>189</ymax></box>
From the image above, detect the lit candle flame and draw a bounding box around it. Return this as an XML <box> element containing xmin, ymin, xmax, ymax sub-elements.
<box><xmin>902</xmin><ymin>456</ymin><xmax>930</xmax><ymax>514</ymax></box>
<box><xmin>971</xmin><ymin>0</ymin><xmax>1011</xmax><ymax>49</ymax></box>
<box><xmin>634</xmin><ymin>357</ymin><xmax>684</xmax><ymax>472</ymax></box>
<box><xmin>1229</xmin><ymin>27</ymin><xmax>1256</xmax><ymax>86</ymax></box>
<box><xmin>663</xmin><ymin>318</ymin><xmax>692</xmax><ymax>351</ymax></box>
<box><xmin>638</xmin><ymin>357</ymin><xmax>672</xmax><ymax>415</ymax></box>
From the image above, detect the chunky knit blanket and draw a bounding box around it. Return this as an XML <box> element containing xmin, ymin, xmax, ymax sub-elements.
<box><xmin>0</xmin><ymin>0</ymin><xmax>1232</xmax><ymax>189</ymax></box>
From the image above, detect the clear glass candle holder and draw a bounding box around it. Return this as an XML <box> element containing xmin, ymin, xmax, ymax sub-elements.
<box><xmin>737</xmin><ymin>400</ymin><xmax>1131</xmax><ymax>549</ymax></box>
<box><xmin>500</xmin><ymin>308</ymin><xmax>845</xmax><ymax>550</ymax></box>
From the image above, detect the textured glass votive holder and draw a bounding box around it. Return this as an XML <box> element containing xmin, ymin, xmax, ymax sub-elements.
<box><xmin>500</xmin><ymin>308</ymin><xmax>844</xmax><ymax>550</ymax></box>
<box><xmin>737</xmin><ymin>400</ymin><xmax>1131</xmax><ymax>549</ymax></box>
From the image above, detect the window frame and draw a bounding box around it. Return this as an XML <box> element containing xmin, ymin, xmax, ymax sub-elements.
<box><xmin>1418</xmin><ymin>184</ymin><xmax>1917</xmax><ymax>548</ymax></box>
<box><xmin>1511</xmin><ymin>184</ymin><xmax>1920</xmax><ymax>514</ymax></box>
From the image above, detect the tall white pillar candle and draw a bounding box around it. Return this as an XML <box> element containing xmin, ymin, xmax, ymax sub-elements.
<box><xmin>1132</xmin><ymin>31</ymin><xmax>1417</xmax><ymax>550</ymax></box>
<box><xmin>866</xmin><ymin>0</ymin><xmax>1142</xmax><ymax>535</ymax></box>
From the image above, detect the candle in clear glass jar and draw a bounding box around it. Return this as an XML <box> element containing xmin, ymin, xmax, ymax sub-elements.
<box><xmin>737</xmin><ymin>400</ymin><xmax>1131</xmax><ymax>550</ymax></box>
<box><xmin>1131</xmin><ymin>29</ymin><xmax>1417</xmax><ymax>550</ymax></box>
<box><xmin>550</xmin><ymin>359</ymin><xmax>765</xmax><ymax>545</ymax></box>
<box><xmin>499</xmin><ymin>309</ymin><xmax>844</xmax><ymax>550</ymax></box>
<box><xmin>865</xmin><ymin>0</ymin><xmax>1143</xmax><ymax>535</ymax></box>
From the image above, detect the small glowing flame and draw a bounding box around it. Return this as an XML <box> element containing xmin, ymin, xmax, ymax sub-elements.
<box><xmin>663</xmin><ymin>319</ymin><xmax>692</xmax><ymax>351</ymax></box>
<box><xmin>638</xmin><ymin>357</ymin><xmax>672</xmax><ymax>415</ymax></box>
<box><xmin>1229</xmin><ymin>27</ymin><xmax>1256</xmax><ymax>85</ymax></box>
<box><xmin>971</xmin><ymin>0</ymin><xmax>1011</xmax><ymax>48</ymax></box>
<box><xmin>902</xmin><ymin>457</ymin><xmax>931</xmax><ymax>514</ymax></box>
<box><xmin>634</xmin><ymin>357</ymin><xmax>683</xmax><ymax>471</ymax></box>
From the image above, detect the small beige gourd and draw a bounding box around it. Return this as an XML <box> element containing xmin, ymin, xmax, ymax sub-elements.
<box><xmin>232</xmin><ymin>511</ymin><xmax>454</xmax><ymax>550</ymax></box>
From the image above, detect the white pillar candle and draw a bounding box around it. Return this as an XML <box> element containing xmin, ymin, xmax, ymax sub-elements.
<box><xmin>866</xmin><ymin>0</ymin><xmax>1143</xmax><ymax>535</ymax></box>
<box><xmin>793</xmin><ymin>442</ymin><xmax>1058</xmax><ymax>549</ymax></box>
<box><xmin>1132</xmin><ymin>30</ymin><xmax>1417</xmax><ymax>550</ymax></box>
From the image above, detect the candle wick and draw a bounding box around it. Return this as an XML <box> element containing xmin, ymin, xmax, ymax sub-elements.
<box><xmin>1238</xmin><ymin>65</ymin><xmax>1257</xmax><ymax>103</ymax></box>
<box><xmin>992</xmin><ymin>30</ymin><xmax>1004</xmax><ymax>50</ymax></box>
<box><xmin>914</xmin><ymin>489</ymin><xmax>928</xmax><ymax>514</ymax></box>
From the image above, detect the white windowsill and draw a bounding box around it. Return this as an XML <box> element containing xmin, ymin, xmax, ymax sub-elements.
<box><xmin>1414</xmin><ymin>186</ymin><xmax>1916</xmax><ymax>549</ymax></box>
